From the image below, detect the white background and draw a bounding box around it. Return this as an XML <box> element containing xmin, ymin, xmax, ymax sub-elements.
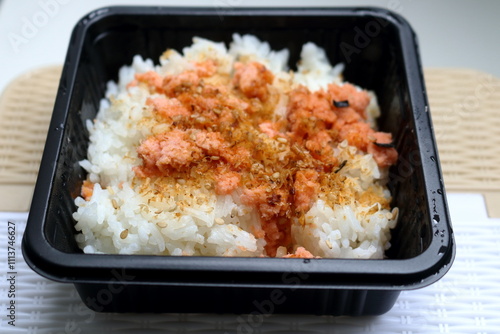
<box><xmin>0</xmin><ymin>0</ymin><xmax>500</xmax><ymax>95</ymax></box>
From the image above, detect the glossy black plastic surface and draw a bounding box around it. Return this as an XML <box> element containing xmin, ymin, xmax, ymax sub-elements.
<box><xmin>22</xmin><ymin>6</ymin><xmax>455</xmax><ymax>315</ymax></box>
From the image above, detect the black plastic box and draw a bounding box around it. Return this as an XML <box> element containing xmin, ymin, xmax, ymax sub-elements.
<box><xmin>22</xmin><ymin>6</ymin><xmax>455</xmax><ymax>315</ymax></box>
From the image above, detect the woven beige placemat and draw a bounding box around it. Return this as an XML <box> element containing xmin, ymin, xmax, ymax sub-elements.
<box><xmin>425</xmin><ymin>68</ymin><xmax>500</xmax><ymax>217</ymax></box>
<box><xmin>1</xmin><ymin>67</ymin><xmax>499</xmax><ymax>215</ymax></box>
<box><xmin>0</xmin><ymin>66</ymin><xmax>62</xmax><ymax>211</ymax></box>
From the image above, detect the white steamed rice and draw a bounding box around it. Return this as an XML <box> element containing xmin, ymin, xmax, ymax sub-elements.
<box><xmin>73</xmin><ymin>34</ymin><xmax>398</xmax><ymax>258</ymax></box>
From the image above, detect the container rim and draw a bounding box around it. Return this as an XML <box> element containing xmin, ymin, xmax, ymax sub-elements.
<box><xmin>23</xmin><ymin>232</ymin><xmax>455</xmax><ymax>289</ymax></box>
<box><xmin>22</xmin><ymin>5</ymin><xmax>454</xmax><ymax>292</ymax></box>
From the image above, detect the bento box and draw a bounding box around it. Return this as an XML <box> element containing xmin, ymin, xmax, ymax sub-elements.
<box><xmin>22</xmin><ymin>6</ymin><xmax>455</xmax><ymax>315</ymax></box>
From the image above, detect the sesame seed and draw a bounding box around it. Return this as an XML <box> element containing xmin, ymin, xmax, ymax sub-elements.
<box><xmin>391</xmin><ymin>207</ymin><xmax>399</xmax><ymax>220</ymax></box>
<box><xmin>120</xmin><ymin>229</ymin><xmax>129</xmax><ymax>239</ymax></box>
<box><xmin>277</xmin><ymin>137</ymin><xmax>287</xmax><ymax>143</ymax></box>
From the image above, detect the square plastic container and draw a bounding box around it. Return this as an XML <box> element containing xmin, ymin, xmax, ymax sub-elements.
<box><xmin>22</xmin><ymin>6</ymin><xmax>455</xmax><ymax>315</ymax></box>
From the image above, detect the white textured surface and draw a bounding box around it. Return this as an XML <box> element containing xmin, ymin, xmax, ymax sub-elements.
<box><xmin>0</xmin><ymin>194</ymin><xmax>499</xmax><ymax>333</ymax></box>
<box><xmin>1</xmin><ymin>0</ymin><xmax>500</xmax><ymax>97</ymax></box>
